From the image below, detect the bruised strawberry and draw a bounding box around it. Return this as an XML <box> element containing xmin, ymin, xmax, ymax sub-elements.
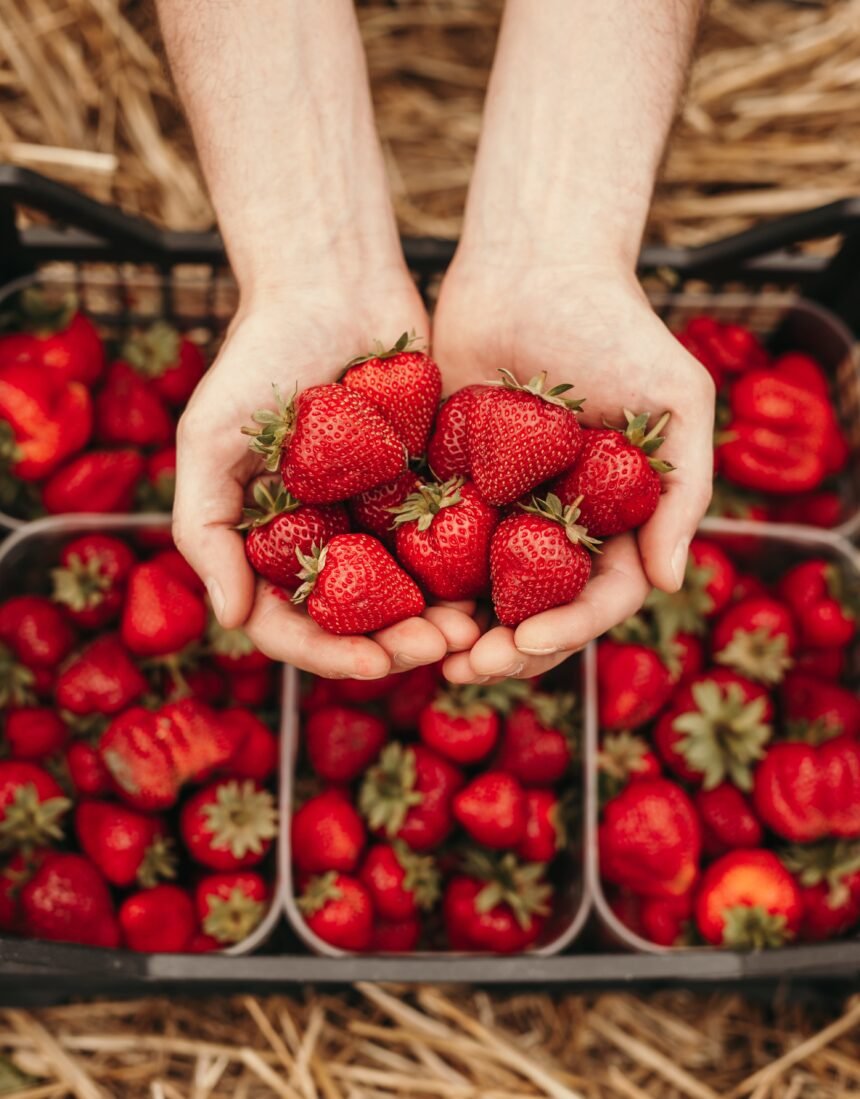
<box><xmin>369</xmin><ymin>916</ymin><xmax>421</xmax><ymax>953</ymax></box>
<box><xmin>195</xmin><ymin>870</ymin><xmax>269</xmax><ymax>944</ymax></box>
<box><xmin>121</xmin><ymin>562</ymin><xmax>207</xmax><ymax>657</ymax></box>
<box><xmin>348</xmin><ymin>471</ymin><xmax>421</xmax><ymax>548</ymax></box>
<box><xmin>597</xmin><ymin>639</ymin><xmax>673</xmax><ymax>731</ymax></box>
<box><xmin>5</xmin><ymin>708</ymin><xmax>68</xmax><ymax>761</ymax></box>
<box><xmin>496</xmin><ymin>691</ymin><xmax>576</xmax><ymax>785</ymax></box>
<box><xmin>712</xmin><ymin>595</ymin><xmax>797</xmax><ymax>685</ymax></box>
<box><xmin>42</xmin><ymin>449</ymin><xmax>145</xmax><ymax>514</ymax></box>
<box><xmin>51</xmin><ymin>533</ymin><xmax>136</xmax><ymax>630</ymax></box>
<box><xmin>0</xmin><ymin>761</ymin><xmax>70</xmax><ymax>852</ymax></box>
<box><xmin>75</xmin><ymin>800</ymin><xmax>175</xmax><ymax>888</ymax></box>
<box><xmin>695</xmin><ymin>783</ymin><xmax>763</xmax><ymax>857</ymax></box>
<box><xmin>65</xmin><ymin>741</ymin><xmax>111</xmax><ymax>797</ymax></box>
<box><xmin>0</xmin><ymin>595</ymin><xmax>75</xmax><ymax>669</ymax></box>
<box><xmin>341</xmin><ymin>331</ymin><xmax>441</xmax><ymax>457</ymax></box>
<box><xmin>99</xmin><ymin>708</ymin><xmax>178</xmax><ymax>811</ymax></box>
<box><xmin>20</xmin><ymin>851</ymin><xmax>120</xmax><ymax>948</ymax></box>
<box><xmin>782</xmin><ymin>672</ymin><xmax>860</xmax><ymax>740</ymax></box>
<box><xmin>516</xmin><ymin>789</ymin><xmax>564</xmax><ymax>862</ymax></box>
<box><xmin>154</xmin><ymin>699</ymin><xmax>239</xmax><ymax>784</ymax></box>
<box><xmin>305</xmin><ymin>705</ymin><xmax>387</xmax><ymax>783</ymax></box>
<box><xmin>427</xmin><ymin>385</ymin><xmax>482</xmax><ymax>480</ymax></box>
<box><xmin>241</xmin><ymin>479</ymin><xmax>350</xmax><ymax>590</ymax></box>
<box><xmin>419</xmin><ymin>686</ymin><xmax>500</xmax><ymax>766</ymax></box>
<box><xmin>95</xmin><ymin>361</ymin><xmax>173</xmax><ymax>449</ymax></box>
<box><xmin>695</xmin><ymin>849</ymin><xmax>802</xmax><ymax>949</ymax></box>
<box><xmin>119</xmin><ymin>884</ymin><xmax>196</xmax><ymax>952</ymax></box>
<box><xmin>454</xmin><ymin>772</ymin><xmax>526</xmax><ymax>849</ymax></box>
<box><xmin>291</xmin><ymin>789</ymin><xmax>366</xmax><ymax>875</ymax></box>
<box><xmin>299</xmin><ymin>871</ymin><xmax>373</xmax><ymax>951</ymax></box>
<box><xmin>443</xmin><ymin>852</ymin><xmax>551</xmax><ymax>953</ymax></box>
<box><xmin>56</xmin><ymin>635</ymin><xmax>147</xmax><ymax>715</ymax></box>
<box><xmin>220</xmin><ymin>708</ymin><xmax>278</xmax><ymax>782</ymax></box>
<box><xmin>777</xmin><ymin>559</ymin><xmax>856</xmax><ymax>650</ymax></box>
<box><xmin>359</xmin><ymin>842</ymin><xmax>440</xmax><ymax>920</ymax></box>
<box><xmin>181</xmin><ymin>779</ymin><xmax>277</xmax><ymax>870</ymax></box>
<box><xmin>122</xmin><ymin>322</ymin><xmax>205</xmax><ymax>406</ymax></box>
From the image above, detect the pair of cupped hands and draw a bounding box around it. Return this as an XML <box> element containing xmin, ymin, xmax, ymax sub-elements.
<box><xmin>172</xmin><ymin>254</ymin><xmax>715</xmax><ymax>685</ymax></box>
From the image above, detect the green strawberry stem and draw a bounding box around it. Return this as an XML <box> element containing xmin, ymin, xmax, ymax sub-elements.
<box><xmin>520</xmin><ymin>494</ymin><xmax>601</xmax><ymax>553</ymax></box>
<box><xmin>11</xmin><ymin>287</ymin><xmax>76</xmax><ymax>335</ymax></box>
<box><xmin>121</xmin><ymin>322</ymin><xmax>181</xmax><ymax>378</ymax></box>
<box><xmin>292</xmin><ymin>543</ymin><xmax>328</xmax><ymax>605</ymax></box>
<box><xmin>0</xmin><ymin>785</ymin><xmax>70</xmax><ymax>853</ymax></box>
<box><xmin>463</xmin><ymin>850</ymin><xmax>552</xmax><ymax>930</ymax></box>
<box><xmin>201</xmin><ymin>780</ymin><xmax>278</xmax><ymax>859</ymax></box>
<box><xmin>343</xmin><ymin>329</ymin><xmax>424</xmax><ymax>369</ymax></box>
<box><xmin>298</xmin><ymin>870</ymin><xmax>342</xmax><ymax>916</ymax></box>
<box><xmin>391</xmin><ymin>477</ymin><xmax>463</xmax><ymax>532</ymax></box>
<box><xmin>720</xmin><ymin>905</ymin><xmax>791</xmax><ymax>950</ymax></box>
<box><xmin>0</xmin><ymin>645</ymin><xmax>36</xmax><ymax>709</ymax></box>
<box><xmin>137</xmin><ymin>835</ymin><xmax>178</xmax><ymax>889</ymax></box>
<box><xmin>204</xmin><ymin>885</ymin><xmax>266</xmax><ymax>943</ymax></box>
<box><xmin>51</xmin><ymin>554</ymin><xmax>111</xmax><ymax>612</ymax></box>
<box><xmin>394</xmin><ymin>841</ymin><xmax>441</xmax><ymax>911</ymax></box>
<box><xmin>780</xmin><ymin>840</ymin><xmax>860</xmax><ymax>908</ymax></box>
<box><xmin>671</xmin><ymin>680</ymin><xmax>771</xmax><ymax>791</ymax></box>
<box><xmin>358</xmin><ymin>743</ymin><xmax>423</xmax><ymax>838</ymax></box>
<box><xmin>715</xmin><ymin>627</ymin><xmax>793</xmax><ymax>686</ymax></box>
<box><xmin>242</xmin><ymin>384</ymin><xmax>297</xmax><ymax>472</ymax></box>
<box><xmin>237</xmin><ymin>480</ymin><xmax>301</xmax><ymax>531</ymax></box>
<box><xmin>494</xmin><ymin>368</ymin><xmax>584</xmax><ymax>412</ymax></box>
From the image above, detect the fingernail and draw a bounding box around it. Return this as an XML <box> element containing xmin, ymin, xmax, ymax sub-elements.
<box><xmin>206</xmin><ymin>577</ymin><xmax>226</xmax><ymax>620</ymax></box>
<box><xmin>497</xmin><ymin>662</ymin><xmax>524</xmax><ymax>678</ymax></box>
<box><xmin>517</xmin><ymin>646</ymin><xmax>557</xmax><ymax>656</ymax></box>
<box><xmin>473</xmin><ymin>676</ymin><xmax>491</xmax><ymax>685</ymax></box>
<box><xmin>393</xmin><ymin>653</ymin><xmax>421</xmax><ymax>669</ymax></box>
<box><xmin>671</xmin><ymin>539</ymin><xmax>690</xmax><ymax>589</ymax></box>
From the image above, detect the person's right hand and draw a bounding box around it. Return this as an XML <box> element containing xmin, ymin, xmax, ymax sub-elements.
<box><xmin>172</xmin><ymin>273</ymin><xmax>479</xmax><ymax>679</ymax></box>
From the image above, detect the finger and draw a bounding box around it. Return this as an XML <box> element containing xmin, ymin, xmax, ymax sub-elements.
<box><xmin>513</xmin><ymin>534</ymin><xmax>651</xmax><ymax>654</ymax></box>
<box><xmin>465</xmin><ymin>626</ymin><xmax>568</xmax><ymax>680</ymax></box>
<box><xmin>442</xmin><ymin>651</ymin><xmax>489</xmax><ymax>684</ymax></box>
<box><xmin>372</xmin><ymin>616</ymin><xmax>449</xmax><ymax>671</ymax></box>
<box><xmin>245</xmin><ymin>583</ymin><xmax>392</xmax><ymax>679</ymax></box>
<box><xmin>422</xmin><ymin>606</ymin><xmax>482</xmax><ymax>653</ymax></box>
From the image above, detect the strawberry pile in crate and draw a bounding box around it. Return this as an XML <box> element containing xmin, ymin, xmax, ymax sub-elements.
<box><xmin>597</xmin><ymin>533</ymin><xmax>860</xmax><ymax>950</ymax></box>
<box><xmin>0</xmin><ymin>288</ymin><xmax>205</xmax><ymax>519</ymax></box>
<box><xmin>0</xmin><ymin>531</ymin><xmax>279</xmax><ymax>952</ymax></box>
<box><xmin>291</xmin><ymin>664</ymin><xmax>580</xmax><ymax>953</ymax></box>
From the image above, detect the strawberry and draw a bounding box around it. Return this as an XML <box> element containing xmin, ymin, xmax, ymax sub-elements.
<box><xmin>154</xmin><ymin>699</ymin><xmax>240</xmax><ymax>783</ymax></box>
<box><xmin>121</xmin><ymin>322</ymin><xmax>206</xmax><ymax>406</ymax></box>
<box><xmin>341</xmin><ymin>331</ymin><xmax>441</xmax><ymax>457</ymax></box>
<box><xmin>99</xmin><ymin>708</ymin><xmax>179</xmax><ymax>811</ymax></box>
<box><xmin>292</xmin><ymin>534</ymin><xmax>425</xmax><ymax>635</ymax></box>
<box><xmin>220</xmin><ymin>708</ymin><xmax>278</xmax><ymax>782</ymax></box>
<box><xmin>139</xmin><ymin>446</ymin><xmax>177</xmax><ymax>510</ymax></box>
<box><xmin>0</xmin><ymin>761</ymin><xmax>70</xmax><ymax>852</ymax></box>
<box><xmin>771</xmin><ymin>491</ymin><xmax>844</xmax><ymax>529</ymax></box>
<box><xmin>694</xmin><ymin>783</ymin><xmax>763</xmax><ymax>857</ymax></box>
<box><xmin>598</xmin><ymin>731</ymin><xmax>661</xmax><ymax>802</ymax></box>
<box><xmin>695</xmin><ymin>849</ymin><xmax>802</xmax><ymax>949</ymax></box>
<box><xmin>227</xmin><ymin>667</ymin><xmax>274</xmax><ymax>708</ymax></box>
<box><xmin>754</xmin><ymin>733</ymin><xmax>860</xmax><ymax>843</ymax></box>
<box><xmin>495</xmin><ymin>690</ymin><xmax>575</xmax><ymax>785</ymax></box>
<box><xmin>490</xmin><ymin>494</ymin><xmax>598</xmax><ymax>627</ymax></box>
<box><xmin>330</xmin><ymin>674</ymin><xmax>400</xmax><ymax>704</ymax></box>
<box><xmin>56</xmin><ymin>635</ymin><xmax>147</xmax><ymax>715</ymax></box>
<box><xmin>207</xmin><ymin>619</ymin><xmax>270</xmax><ymax>675</ymax></box>
<box><xmin>188</xmin><ymin>932</ymin><xmax>221</xmax><ymax>953</ymax></box>
<box><xmin>0</xmin><ymin>363</ymin><xmax>93</xmax><ymax>481</ymax></box>
<box><xmin>0</xmin><ymin>849</ymin><xmax>46</xmax><ymax>932</ymax></box>
<box><xmin>195</xmin><ymin>870</ymin><xmax>269</xmax><ymax>944</ymax></box>
<box><xmin>427</xmin><ymin>385</ymin><xmax>482</xmax><ymax>480</ymax></box>
<box><xmin>348</xmin><ymin>471</ymin><xmax>421</xmax><ymax>548</ymax></box>
<box><xmin>386</xmin><ymin>662</ymin><xmax>443</xmax><ymax>731</ymax></box>
<box><xmin>0</xmin><ymin>290</ymin><xmax>104</xmax><ymax>384</ymax></box>
<box><xmin>783</xmin><ymin>672</ymin><xmax>860</xmax><ymax>739</ymax></box>
<box><xmin>359</xmin><ymin>842</ymin><xmax>440</xmax><ymax>920</ymax></box>
<box><xmin>645</xmin><ymin>538</ymin><xmax>737</xmax><ymax>640</ymax></box>
<box><xmin>174</xmin><ymin>664</ymin><xmax>226</xmax><ymax>706</ymax></box>
<box><xmin>468</xmin><ymin>370</ymin><xmax>584</xmax><ymax>506</ymax></box>
<box><xmin>5</xmin><ymin>706</ymin><xmax>67</xmax><ymax>761</ymax></box>
<box><xmin>51</xmin><ymin>533</ymin><xmax>136</xmax><ymax>630</ymax></box>
<box><xmin>774</xmin><ymin>352</ymin><xmax>829</xmax><ymax>398</ymax></box>
<box><xmin>305</xmin><ymin>705</ymin><xmax>387</xmax><ymax>783</ymax></box>
<box><xmin>359</xmin><ymin>742</ymin><xmax>463</xmax><ymax>852</ymax></box>
<box><xmin>515</xmin><ymin>789</ymin><xmax>564</xmax><ymax>863</ymax></box>
<box><xmin>777</xmin><ymin>560</ymin><xmax>856</xmax><ymax>650</ymax></box>
<box><xmin>42</xmin><ymin>449</ymin><xmax>145</xmax><ymax>514</ymax></box>
<box><xmin>653</xmin><ymin>669</ymin><xmax>774</xmax><ymax>790</ymax></box>
<box><xmin>121</xmin><ymin>561</ymin><xmax>207</xmax><ymax>656</ymax></box>
<box><xmin>75</xmin><ymin>800</ymin><xmax>176</xmax><ymax>888</ymax></box>
<box><xmin>65</xmin><ymin>741</ymin><xmax>111</xmax><ymax>797</ymax></box>
<box><xmin>597</xmin><ymin>639</ymin><xmax>673</xmax><ymax>731</ymax></box>
<box><xmin>419</xmin><ymin>685</ymin><xmax>501</xmax><ymax>765</ymax></box>
<box><xmin>95</xmin><ymin>360</ymin><xmax>173</xmax><ymax>449</ymax></box>
<box><xmin>369</xmin><ymin>916</ymin><xmax>421</xmax><ymax>952</ymax></box>
<box><xmin>780</xmin><ymin>840</ymin><xmax>860</xmax><ymax>942</ymax></box>
<box><xmin>244</xmin><ymin>383</ymin><xmax>407</xmax><ymax>503</ymax></box>
<box><xmin>794</xmin><ymin>647</ymin><xmax>846</xmax><ymax>682</ymax></box>
<box><xmin>607</xmin><ymin>888</ymin><xmax>694</xmax><ymax>948</ymax></box>
<box><xmin>551</xmin><ymin>411</ymin><xmax>673</xmax><ymax>536</ymax></box>
<box><xmin>0</xmin><ymin>595</ymin><xmax>75</xmax><ymax>669</ymax></box>
<box><xmin>453</xmin><ymin>772</ymin><xmax>526</xmax><ymax>849</ymax></box>
<box><xmin>393</xmin><ymin>477</ymin><xmax>499</xmax><ymax>600</ymax></box>
<box><xmin>299</xmin><ymin>871</ymin><xmax>373</xmax><ymax>951</ymax></box>
<box><xmin>119</xmin><ymin>884</ymin><xmax>197</xmax><ymax>952</ymax></box>
<box><xmin>443</xmin><ymin>852</ymin><xmax>551</xmax><ymax>953</ymax></box>
<box><xmin>680</xmin><ymin>316</ymin><xmax>768</xmax><ymax>376</ymax></box>
<box><xmin>20</xmin><ymin>851</ymin><xmax>120</xmax><ymax>947</ymax></box>
<box><xmin>148</xmin><ymin>548</ymin><xmax>206</xmax><ymax>595</ymax></box>
<box><xmin>731</xmin><ymin>572</ymin><xmax>770</xmax><ymax>604</ymax></box>
<box><xmin>291</xmin><ymin>789</ymin><xmax>366</xmax><ymax>875</ymax></box>
<box><xmin>240</xmin><ymin>479</ymin><xmax>350</xmax><ymax>590</ymax></box>
<box><xmin>705</xmin><ymin>484</ymin><xmax>769</xmax><ymax>561</ymax></box>
<box><xmin>599</xmin><ymin>778</ymin><xmax>701</xmax><ymax>898</ymax></box>
<box><xmin>712</xmin><ymin>595</ymin><xmax>797</xmax><ymax>685</ymax></box>
<box><xmin>672</xmin><ymin>632</ymin><xmax>705</xmax><ymax>685</ymax></box>
<box><xmin>181</xmin><ymin>779</ymin><xmax>277</xmax><ymax>870</ymax></box>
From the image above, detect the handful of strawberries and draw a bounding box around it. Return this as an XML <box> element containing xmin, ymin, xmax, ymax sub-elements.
<box><xmin>241</xmin><ymin>333</ymin><xmax>674</xmax><ymax>636</ymax></box>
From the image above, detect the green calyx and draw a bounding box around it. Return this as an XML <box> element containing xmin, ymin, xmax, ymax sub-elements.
<box><xmin>784</xmin><ymin>717</ymin><xmax>842</xmax><ymax>746</ymax></box>
<box><xmin>612</xmin><ymin>409</ymin><xmax>675</xmax><ymax>473</ymax></box>
<box><xmin>137</xmin><ymin>834</ymin><xmax>178</xmax><ymax>889</ymax></box>
<box><xmin>433</xmin><ymin>679</ymin><xmax>532</xmax><ymax>720</ymax></box>
<box><xmin>494</xmin><ymin>368</ymin><xmax>584</xmax><ymax>413</ymax></box>
<box><xmin>520</xmin><ymin>493</ymin><xmax>602</xmax><ymax>552</ymax></box>
<box><xmin>598</xmin><ymin>731</ymin><xmax>652</xmax><ymax>785</ymax></box>
<box><xmin>715</xmin><ymin>627</ymin><xmax>793</xmax><ymax>686</ymax></box>
<box><xmin>720</xmin><ymin>905</ymin><xmax>791</xmax><ymax>950</ymax></box>
<box><xmin>291</xmin><ymin>543</ymin><xmax>328</xmax><ymax>605</ymax></box>
<box><xmin>391</xmin><ymin>477</ymin><xmax>463</xmax><ymax>532</ymax></box>
<box><xmin>298</xmin><ymin>870</ymin><xmax>342</xmax><ymax>916</ymax></box>
<box><xmin>671</xmin><ymin>680</ymin><xmax>772</xmax><ymax>791</ymax></box>
<box><xmin>51</xmin><ymin>553</ymin><xmax>111</xmax><ymax>613</ymax></box>
<box><xmin>526</xmin><ymin>690</ymin><xmax>580</xmax><ymax>741</ymax></box>
<box><xmin>393</xmin><ymin>841</ymin><xmax>441</xmax><ymax>911</ymax></box>
<box><xmin>12</xmin><ymin>287</ymin><xmax>76</xmax><ymax>335</ymax></box>
<box><xmin>0</xmin><ymin>784</ymin><xmax>71</xmax><ymax>853</ymax></box>
<box><xmin>207</xmin><ymin>616</ymin><xmax>257</xmax><ymax>660</ymax></box>
<box><xmin>780</xmin><ymin>840</ymin><xmax>860</xmax><ymax>909</ymax></box>
<box><xmin>464</xmin><ymin>850</ymin><xmax>552</xmax><ymax>930</ymax></box>
<box><xmin>343</xmin><ymin>329</ymin><xmax>424</xmax><ymax>370</ymax></box>
<box><xmin>825</xmin><ymin>564</ymin><xmax>860</xmax><ymax>620</ymax></box>
<box><xmin>0</xmin><ymin>421</ymin><xmax>21</xmax><ymax>470</ymax></box>
<box><xmin>608</xmin><ymin>612</ymin><xmax>679</xmax><ymax>675</ymax></box>
<box><xmin>0</xmin><ymin>645</ymin><xmax>36</xmax><ymax>709</ymax></box>
<box><xmin>358</xmin><ymin>743</ymin><xmax>424</xmax><ymax>839</ymax></box>
<box><xmin>201</xmin><ymin>780</ymin><xmax>278</xmax><ymax>859</ymax></box>
<box><xmin>204</xmin><ymin>885</ymin><xmax>266</xmax><ymax>943</ymax></box>
<box><xmin>237</xmin><ymin>479</ymin><xmax>301</xmax><ymax>531</ymax></box>
<box><xmin>645</xmin><ymin>556</ymin><xmax>716</xmax><ymax>639</ymax></box>
<box><xmin>122</xmin><ymin>321</ymin><xmax>181</xmax><ymax>378</ymax></box>
<box><xmin>241</xmin><ymin>384</ymin><xmax>296</xmax><ymax>473</ymax></box>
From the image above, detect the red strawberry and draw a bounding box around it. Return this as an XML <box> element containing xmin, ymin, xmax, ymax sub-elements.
<box><xmin>695</xmin><ymin>849</ymin><xmax>802</xmax><ymax>948</ymax></box>
<box><xmin>5</xmin><ymin>708</ymin><xmax>68</xmax><ymax>761</ymax></box>
<box><xmin>292</xmin><ymin>534</ymin><xmax>425</xmax><ymax>635</ymax></box>
<box><xmin>348</xmin><ymin>471</ymin><xmax>421</xmax><ymax>548</ymax></box>
<box><xmin>75</xmin><ymin>800</ymin><xmax>175</xmax><ymax>888</ymax></box>
<box><xmin>419</xmin><ymin>686</ymin><xmax>500</xmax><ymax>765</ymax></box>
<box><xmin>331</xmin><ymin>674</ymin><xmax>400</xmax><ymax>704</ymax></box>
<box><xmin>490</xmin><ymin>494</ymin><xmax>598</xmax><ymax>627</ymax></box>
<box><xmin>607</xmin><ymin>888</ymin><xmax>694</xmax><ymax>948</ymax></box>
<box><xmin>291</xmin><ymin>789</ymin><xmax>366</xmax><ymax>875</ymax></box>
<box><xmin>0</xmin><ymin>644</ymin><xmax>38</xmax><ymax>710</ymax></box>
<box><xmin>712</xmin><ymin>595</ymin><xmax>797</xmax><ymax>685</ymax></box>
<box><xmin>298</xmin><ymin>871</ymin><xmax>373</xmax><ymax>951</ymax></box>
<box><xmin>427</xmin><ymin>385</ymin><xmax>482</xmax><ymax>481</ymax></box>
<box><xmin>777</xmin><ymin>560</ymin><xmax>856</xmax><ymax>650</ymax></box>
<box><xmin>647</xmin><ymin>538</ymin><xmax>737</xmax><ymax>640</ymax></box>
<box><xmin>227</xmin><ymin>667</ymin><xmax>274</xmax><ymax>708</ymax></box>
<box><xmin>121</xmin><ymin>562</ymin><xmax>207</xmax><ymax>656</ymax></box>
<box><xmin>244</xmin><ymin>383</ymin><xmax>407</xmax><ymax>504</ymax></box>
<box><xmin>56</xmin><ymin>635</ymin><xmax>147</xmax><ymax>715</ymax></box>
<box><xmin>65</xmin><ymin>740</ymin><xmax>111</xmax><ymax>797</ymax></box>
<box><xmin>672</xmin><ymin>632</ymin><xmax>705</xmax><ymax>685</ymax></box>
<box><xmin>454</xmin><ymin>772</ymin><xmax>526</xmax><ymax>849</ymax></box>
<box><xmin>516</xmin><ymin>789</ymin><xmax>564</xmax><ymax>863</ymax></box>
<box><xmin>359</xmin><ymin>842</ymin><xmax>440</xmax><ymax>920</ymax></box>
<box><xmin>341</xmin><ymin>331</ymin><xmax>441</xmax><ymax>457</ymax></box>
<box><xmin>468</xmin><ymin>370</ymin><xmax>584</xmax><ymax>506</ymax></box>
<box><xmin>599</xmin><ymin>778</ymin><xmax>701</xmax><ymax>898</ymax></box>
<box><xmin>682</xmin><ymin>317</ymin><xmax>769</xmax><ymax>375</ymax></box>
<box><xmin>780</xmin><ymin>841</ymin><xmax>860</xmax><ymax>942</ymax></box>
<box><xmin>173</xmin><ymin>664</ymin><xmax>226</xmax><ymax>706</ymax></box>
<box><xmin>653</xmin><ymin>669</ymin><xmax>773</xmax><ymax>790</ymax></box>
<box><xmin>794</xmin><ymin>647</ymin><xmax>846</xmax><ymax>682</ymax></box>
<box><xmin>0</xmin><ymin>595</ymin><xmax>75</xmax><ymax>669</ymax></box>
<box><xmin>195</xmin><ymin>870</ymin><xmax>269</xmax><ymax>944</ymax></box>
<box><xmin>220</xmin><ymin>708</ymin><xmax>278</xmax><ymax>782</ymax></box>
<box><xmin>99</xmin><ymin>708</ymin><xmax>179</xmax><ymax>811</ymax></box>
<box><xmin>42</xmin><ymin>449</ymin><xmax>145</xmax><ymax>514</ymax></box>
<box><xmin>207</xmin><ymin>620</ymin><xmax>270</xmax><ymax>676</ymax></box>
<box><xmin>119</xmin><ymin>884</ymin><xmax>196</xmax><ymax>952</ymax></box>
<box><xmin>443</xmin><ymin>852</ymin><xmax>551</xmax><ymax>953</ymax></box>
<box><xmin>51</xmin><ymin>533</ymin><xmax>136</xmax><ymax>629</ymax></box>
<box><xmin>121</xmin><ymin>322</ymin><xmax>206</xmax><ymax>406</ymax></box>
<box><xmin>241</xmin><ymin>479</ymin><xmax>350</xmax><ymax>590</ymax></box>
<box><xmin>0</xmin><ymin>364</ymin><xmax>93</xmax><ymax>480</ymax></box>
<box><xmin>551</xmin><ymin>411</ymin><xmax>673</xmax><ymax>536</ymax></box>
<box><xmin>154</xmin><ymin>699</ymin><xmax>239</xmax><ymax>783</ymax></box>
<box><xmin>705</xmin><ymin>485</ymin><xmax>769</xmax><ymax>561</ymax></box>
<box><xmin>305</xmin><ymin>705</ymin><xmax>387</xmax><ymax>783</ymax></box>
<box><xmin>20</xmin><ymin>851</ymin><xmax>120</xmax><ymax>947</ymax></box>
<box><xmin>731</xmin><ymin>572</ymin><xmax>769</xmax><ymax>604</ymax></box>
<box><xmin>0</xmin><ymin>761</ymin><xmax>70</xmax><ymax>851</ymax></box>
<box><xmin>0</xmin><ymin>849</ymin><xmax>46</xmax><ymax>932</ymax></box>
<box><xmin>95</xmin><ymin>361</ymin><xmax>173</xmax><ymax>448</ymax></box>
<box><xmin>598</xmin><ymin>731</ymin><xmax>661</xmax><ymax>802</ymax></box>
<box><xmin>597</xmin><ymin>639</ymin><xmax>673</xmax><ymax>730</ymax></box>
<box><xmin>369</xmin><ymin>916</ymin><xmax>421</xmax><ymax>952</ymax></box>
<box><xmin>148</xmin><ymin>548</ymin><xmax>206</xmax><ymax>595</ymax></box>
<box><xmin>181</xmin><ymin>779</ymin><xmax>277</xmax><ymax>871</ymax></box>
<box><xmin>188</xmin><ymin>932</ymin><xmax>221</xmax><ymax>953</ymax></box>
<box><xmin>771</xmin><ymin>490</ymin><xmax>844</xmax><ymax>529</ymax></box>
<box><xmin>774</xmin><ymin>352</ymin><xmax>830</xmax><ymax>398</ymax></box>
<box><xmin>386</xmin><ymin>662</ymin><xmax>443</xmax><ymax>731</ymax></box>
<box><xmin>496</xmin><ymin>691</ymin><xmax>576</xmax><ymax>785</ymax></box>
<box><xmin>0</xmin><ymin>291</ymin><xmax>104</xmax><ymax>384</ymax></box>
<box><xmin>140</xmin><ymin>446</ymin><xmax>177</xmax><ymax>509</ymax></box>
<box><xmin>694</xmin><ymin>783</ymin><xmax>763</xmax><ymax>856</ymax></box>
<box><xmin>359</xmin><ymin>742</ymin><xmax>463</xmax><ymax>852</ymax></box>
<box><xmin>782</xmin><ymin>672</ymin><xmax>860</xmax><ymax>740</ymax></box>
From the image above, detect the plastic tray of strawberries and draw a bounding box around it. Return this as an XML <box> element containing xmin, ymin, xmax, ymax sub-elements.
<box><xmin>0</xmin><ymin>514</ymin><xmax>283</xmax><ymax>957</ymax></box>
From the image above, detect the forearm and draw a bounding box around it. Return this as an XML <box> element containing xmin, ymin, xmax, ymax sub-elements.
<box><xmin>156</xmin><ymin>0</ymin><xmax>403</xmax><ymax>298</ymax></box>
<box><xmin>460</xmin><ymin>0</ymin><xmax>703</xmax><ymax>269</ymax></box>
